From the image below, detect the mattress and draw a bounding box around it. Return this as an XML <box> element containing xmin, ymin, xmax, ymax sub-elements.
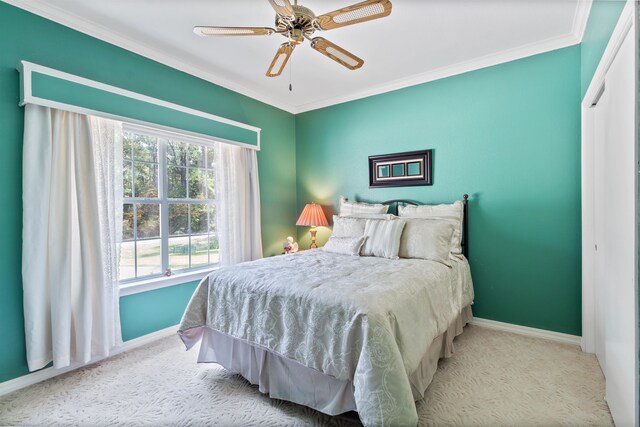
<box><xmin>179</xmin><ymin>250</ymin><xmax>474</xmax><ymax>426</ymax></box>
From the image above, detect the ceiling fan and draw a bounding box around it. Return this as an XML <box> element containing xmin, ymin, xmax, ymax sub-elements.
<box><xmin>194</xmin><ymin>0</ymin><xmax>392</xmax><ymax>77</ymax></box>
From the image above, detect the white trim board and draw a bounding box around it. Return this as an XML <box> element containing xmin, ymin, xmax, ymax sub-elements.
<box><xmin>0</xmin><ymin>0</ymin><xmax>294</xmax><ymax>114</ymax></box>
<box><xmin>292</xmin><ymin>0</ymin><xmax>591</xmax><ymax>113</ymax></box>
<box><xmin>0</xmin><ymin>319</ymin><xmax>582</xmax><ymax>396</ymax></box>
<box><xmin>119</xmin><ymin>261</ymin><xmax>215</xmax><ymax>297</ymax></box>
<box><xmin>19</xmin><ymin>61</ymin><xmax>261</xmax><ymax>150</ymax></box>
<box><xmin>572</xmin><ymin>0</ymin><xmax>594</xmax><ymax>43</ymax></box>
<box><xmin>0</xmin><ymin>325</ymin><xmax>179</xmax><ymax>397</ymax></box>
<box><xmin>581</xmin><ymin>0</ymin><xmax>635</xmax><ymax>107</ymax></box>
<box><xmin>3</xmin><ymin>0</ymin><xmax>592</xmax><ymax>114</ymax></box>
<box><xmin>470</xmin><ymin>317</ymin><xmax>582</xmax><ymax>346</ymax></box>
<box><xmin>294</xmin><ymin>32</ymin><xmax>581</xmax><ymax>113</ymax></box>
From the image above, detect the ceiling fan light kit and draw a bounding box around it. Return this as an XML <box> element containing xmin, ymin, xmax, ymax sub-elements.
<box><xmin>193</xmin><ymin>0</ymin><xmax>392</xmax><ymax>77</ymax></box>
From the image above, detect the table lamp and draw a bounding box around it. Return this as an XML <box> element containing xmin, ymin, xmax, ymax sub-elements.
<box><xmin>296</xmin><ymin>203</ymin><xmax>329</xmax><ymax>249</ymax></box>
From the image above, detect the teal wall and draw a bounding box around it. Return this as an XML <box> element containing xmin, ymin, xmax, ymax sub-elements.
<box><xmin>120</xmin><ymin>282</ymin><xmax>199</xmax><ymax>341</ymax></box>
<box><xmin>0</xmin><ymin>3</ymin><xmax>296</xmax><ymax>383</ymax></box>
<box><xmin>580</xmin><ymin>0</ymin><xmax>627</xmax><ymax>98</ymax></box>
<box><xmin>1</xmin><ymin>0</ymin><xmax>629</xmax><ymax>387</ymax></box>
<box><xmin>296</xmin><ymin>46</ymin><xmax>583</xmax><ymax>335</ymax></box>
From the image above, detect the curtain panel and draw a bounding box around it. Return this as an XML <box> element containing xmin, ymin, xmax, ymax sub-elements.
<box><xmin>21</xmin><ymin>104</ymin><xmax>263</xmax><ymax>371</ymax></box>
<box><xmin>22</xmin><ymin>105</ymin><xmax>123</xmax><ymax>371</ymax></box>
<box><xmin>216</xmin><ymin>143</ymin><xmax>263</xmax><ymax>265</ymax></box>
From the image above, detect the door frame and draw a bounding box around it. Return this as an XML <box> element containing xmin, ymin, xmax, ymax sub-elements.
<box><xmin>581</xmin><ymin>0</ymin><xmax>635</xmax><ymax>354</ymax></box>
<box><xmin>580</xmin><ymin>1</ymin><xmax>637</xmax><ymax>425</ymax></box>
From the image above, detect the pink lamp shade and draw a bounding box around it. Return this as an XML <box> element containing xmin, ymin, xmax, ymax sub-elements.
<box><xmin>296</xmin><ymin>203</ymin><xmax>328</xmax><ymax>249</ymax></box>
<box><xmin>296</xmin><ymin>203</ymin><xmax>329</xmax><ymax>227</ymax></box>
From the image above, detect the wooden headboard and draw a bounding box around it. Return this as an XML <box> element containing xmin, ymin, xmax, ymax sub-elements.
<box><xmin>382</xmin><ymin>194</ymin><xmax>469</xmax><ymax>259</ymax></box>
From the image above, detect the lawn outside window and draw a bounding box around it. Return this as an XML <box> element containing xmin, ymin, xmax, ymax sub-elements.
<box><xmin>119</xmin><ymin>124</ymin><xmax>219</xmax><ymax>286</ymax></box>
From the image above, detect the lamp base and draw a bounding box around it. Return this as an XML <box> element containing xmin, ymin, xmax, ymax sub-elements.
<box><xmin>309</xmin><ymin>227</ymin><xmax>318</xmax><ymax>249</ymax></box>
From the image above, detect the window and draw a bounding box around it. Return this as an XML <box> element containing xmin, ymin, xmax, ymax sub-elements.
<box><xmin>119</xmin><ymin>125</ymin><xmax>218</xmax><ymax>282</ymax></box>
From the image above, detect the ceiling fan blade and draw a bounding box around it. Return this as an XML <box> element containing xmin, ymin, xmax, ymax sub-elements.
<box><xmin>314</xmin><ymin>0</ymin><xmax>392</xmax><ymax>31</ymax></box>
<box><xmin>266</xmin><ymin>43</ymin><xmax>295</xmax><ymax>77</ymax></box>
<box><xmin>310</xmin><ymin>37</ymin><xmax>364</xmax><ymax>70</ymax></box>
<box><xmin>194</xmin><ymin>26</ymin><xmax>276</xmax><ymax>37</ymax></box>
<box><xmin>267</xmin><ymin>0</ymin><xmax>296</xmax><ymax>20</ymax></box>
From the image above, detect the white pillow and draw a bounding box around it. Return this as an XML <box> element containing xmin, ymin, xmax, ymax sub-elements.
<box><xmin>361</xmin><ymin>218</ymin><xmax>406</xmax><ymax>259</ymax></box>
<box><xmin>344</xmin><ymin>213</ymin><xmax>396</xmax><ymax>220</ymax></box>
<box><xmin>332</xmin><ymin>215</ymin><xmax>397</xmax><ymax>239</ymax></box>
<box><xmin>332</xmin><ymin>215</ymin><xmax>366</xmax><ymax>238</ymax></box>
<box><xmin>398</xmin><ymin>219</ymin><xmax>455</xmax><ymax>266</ymax></box>
<box><xmin>323</xmin><ymin>236</ymin><xmax>367</xmax><ymax>256</ymax></box>
<box><xmin>339</xmin><ymin>196</ymin><xmax>389</xmax><ymax>217</ymax></box>
<box><xmin>398</xmin><ymin>201</ymin><xmax>463</xmax><ymax>255</ymax></box>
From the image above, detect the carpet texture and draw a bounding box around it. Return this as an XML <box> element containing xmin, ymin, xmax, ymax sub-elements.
<box><xmin>0</xmin><ymin>325</ymin><xmax>613</xmax><ymax>426</ymax></box>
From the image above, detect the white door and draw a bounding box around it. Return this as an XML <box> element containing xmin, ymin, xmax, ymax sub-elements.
<box><xmin>592</xmin><ymin>23</ymin><xmax>636</xmax><ymax>427</ymax></box>
<box><xmin>593</xmin><ymin>86</ymin><xmax>608</xmax><ymax>370</ymax></box>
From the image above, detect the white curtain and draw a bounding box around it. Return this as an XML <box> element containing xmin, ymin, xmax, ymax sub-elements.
<box><xmin>22</xmin><ymin>104</ymin><xmax>123</xmax><ymax>371</ymax></box>
<box><xmin>216</xmin><ymin>143</ymin><xmax>263</xmax><ymax>265</ymax></box>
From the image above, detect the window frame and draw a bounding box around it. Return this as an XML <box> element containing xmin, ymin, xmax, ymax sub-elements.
<box><xmin>119</xmin><ymin>123</ymin><xmax>219</xmax><ymax>287</ymax></box>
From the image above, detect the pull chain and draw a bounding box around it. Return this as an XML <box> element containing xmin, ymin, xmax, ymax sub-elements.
<box><xmin>290</xmin><ymin>0</ymin><xmax>296</xmax><ymax>91</ymax></box>
<box><xmin>289</xmin><ymin>53</ymin><xmax>293</xmax><ymax>92</ymax></box>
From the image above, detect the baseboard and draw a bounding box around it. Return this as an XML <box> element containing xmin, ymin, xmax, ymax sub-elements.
<box><xmin>470</xmin><ymin>317</ymin><xmax>582</xmax><ymax>346</ymax></box>
<box><xmin>0</xmin><ymin>319</ymin><xmax>582</xmax><ymax>396</ymax></box>
<box><xmin>0</xmin><ymin>325</ymin><xmax>179</xmax><ymax>397</ymax></box>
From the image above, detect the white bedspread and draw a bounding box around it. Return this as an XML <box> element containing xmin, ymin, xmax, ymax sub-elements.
<box><xmin>179</xmin><ymin>250</ymin><xmax>473</xmax><ymax>426</ymax></box>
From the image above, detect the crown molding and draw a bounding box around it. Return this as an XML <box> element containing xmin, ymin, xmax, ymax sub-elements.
<box><xmin>4</xmin><ymin>0</ymin><xmax>588</xmax><ymax>115</ymax></box>
<box><xmin>293</xmin><ymin>32</ymin><xmax>580</xmax><ymax>113</ymax></box>
<box><xmin>581</xmin><ymin>0</ymin><xmax>634</xmax><ymax>106</ymax></box>
<box><xmin>1</xmin><ymin>0</ymin><xmax>298</xmax><ymax>114</ymax></box>
<box><xmin>572</xmin><ymin>0</ymin><xmax>593</xmax><ymax>42</ymax></box>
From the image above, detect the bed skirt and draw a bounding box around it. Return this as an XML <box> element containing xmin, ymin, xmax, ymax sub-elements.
<box><xmin>196</xmin><ymin>305</ymin><xmax>473</xmax><ymax>417</ymax></box>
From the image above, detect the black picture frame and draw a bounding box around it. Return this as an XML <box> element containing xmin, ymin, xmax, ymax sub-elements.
<box><xmin>368</xmin><ymin>149</ymin><xmax>432</xmax><ymax>188</ymax></box>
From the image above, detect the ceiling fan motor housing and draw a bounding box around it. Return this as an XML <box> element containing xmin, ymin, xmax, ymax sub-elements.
<box><xmin>194</xmin><ymin>0</ymin><xmax>393</xmax><ymax>77</ymax></box>
<box><xmin>275</xmin><ymin>4</ymin><xmax>316</xmax><ymax>43</ymax></box>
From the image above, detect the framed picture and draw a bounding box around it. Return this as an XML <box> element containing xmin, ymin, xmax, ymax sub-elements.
<box><xmin>368</xmin><ymin>149</ymin><xmax>432</xmax><ymax>188</ymax></box>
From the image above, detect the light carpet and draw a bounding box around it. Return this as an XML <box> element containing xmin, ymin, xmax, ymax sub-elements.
<box><xmin>0</xmin><ymin>325</ymin><xmax>613</xmax><ymax>426</ymax></box>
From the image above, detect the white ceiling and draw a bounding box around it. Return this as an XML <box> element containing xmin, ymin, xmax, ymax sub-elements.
<box><xmin>8</xmin><ymin>0</ymin><xmax>590</xmax><ymax>113</ymax></box>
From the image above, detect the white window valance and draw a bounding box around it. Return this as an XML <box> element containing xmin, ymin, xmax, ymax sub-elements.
<box><xmin>18</xmin><ymin>61</ymin><xmax>261</xmax><ymax>150</ymax></box>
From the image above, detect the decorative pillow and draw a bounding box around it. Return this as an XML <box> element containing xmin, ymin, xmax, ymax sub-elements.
<box><xmin>344</xmin><ymin>213</ymin><xmax>396</xmax><ymax>220</ymax></box>
<box><xmin>332</xmin><ymin>215</ymin><xmax>367</xmax><ymax>238</ymax></box>
<box><xmin>332</xmin><ymin>215</ymin><xmax>397</xmax><ymax>239</ymax></box>
<box><xmin>323</xmin><ymin>236</ymin><xmax>367</xmax><ymax>256</ymax></box>
<box><xmin>398</xmin><ymin>219</ymin><xmax>455</xmax><ymax>266</ymax></box>
<box><xmin>339</xmin><ymin>196</ymin><xmax>389</xmax><ymax>217</ymax></box>
<box><xmin>398</xmin><ymin>201</ymin><xmax>463</xmax><ymax>255</ymax></box>
<box><xmin>361</xmin><ymin>218</ymin><xmax>406</xmax><ymax>259</ymax></box>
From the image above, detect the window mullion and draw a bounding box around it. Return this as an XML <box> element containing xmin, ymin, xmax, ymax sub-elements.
<box><xmin>159</xmin><ymin>138</ymin><xmax>169</xmax><ymax>274</ymax></box>
<box><xmin>188</xmin><ymin>204</ymin><xmax>192</xmax><ymax>269</ymax></box>
<box><xmin>133</xmin><ymin>203</ymin><xmax>138</xmax><ymax>278</ymax></box>
<box><xmin>119</xmin><ymin>130</ymin><xmax>218</xmax><ymax>284</ymax></box>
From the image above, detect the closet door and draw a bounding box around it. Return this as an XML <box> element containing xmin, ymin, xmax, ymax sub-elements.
<box><xmin>593</xmin><ymin>25</ymin><xmax>636</xmax><ymax>427</ymax></box>
<box><xmin>592</xmin><ymin>88</ymin><xmax>608</xmax><ymax>370</ymax></box>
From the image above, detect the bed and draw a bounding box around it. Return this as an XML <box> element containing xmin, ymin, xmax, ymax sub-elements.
<box><xmin>179</xmin><ymin>197</ymin><xmax>474</xmax><ymax>426</ymax></box>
